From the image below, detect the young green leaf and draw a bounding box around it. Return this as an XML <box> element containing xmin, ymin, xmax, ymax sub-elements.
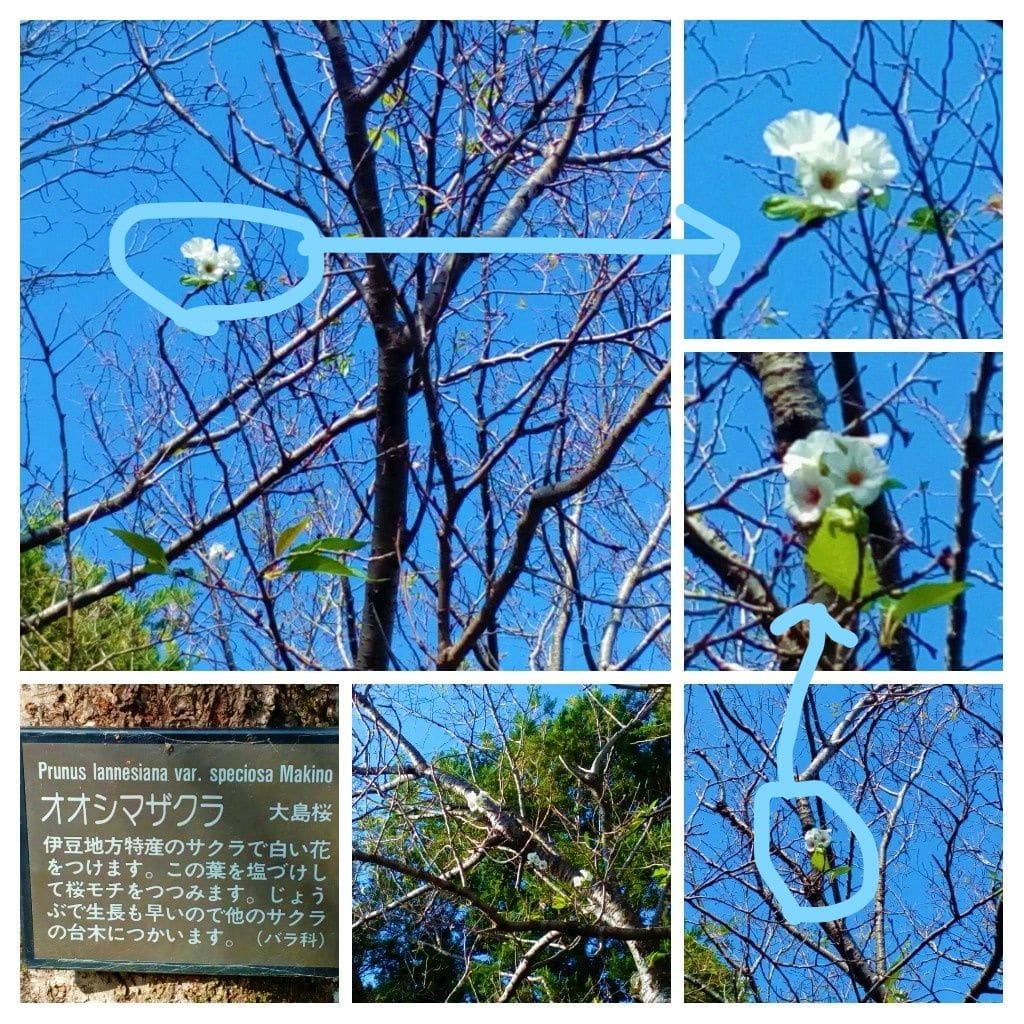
<box><xmin>827</xmin><ymin>865</ymin><xmax>851</xmax><ymax>880</ymax></box>
<box><xmin>907</xmin><ymin>205</ymin><xmax>956</xmax><ymax>236</ymax></box>
<box><xmin>761</xmin><ymin>194</ymin><xmax>839</xmax><ymax>224</ymax></box>
<box><xmin>880</xmin><ymin>580</ymin><xmax>969</xmax><ymax>647</ymax></box>
<box><xmin>108</xmin><ymin>528</ymin><xmax>170</xmax><ymax>569</ymax></box>
<box><xmin>274</xmin><ymin>516</ymin><xmax>311</xmax><ymax>558</ymax></box>
<box><xmin>870</xmin><ymin>190</ymin><xmax>891</xmax><ymax>211</ymax></box>
<box><xmin>805</xmin><ymin>506</ymin><xmax>881</xmax><ymax>601</ymax></box>
<box><xmin>179</xmin><ymin>274</ymin><xmax>212</xmax><ymax>289</ymax></box>
<box><xmin>810</xmin><ymin>849</ymin><xmax>828</xmax><ymax>872</ymax></box>
<box><xmin>285</xmin><ymin>551</ymin><xmax>367</xmax><ymax>578</ymax></box>
<box><xmin>288</xmin><ymin>537</ymin><xmax>367</xmax><ymax>556</ymax></box>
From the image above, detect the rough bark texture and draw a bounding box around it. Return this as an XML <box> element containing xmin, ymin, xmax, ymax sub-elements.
<box><xmin>20</xmin><ymin>684</ymin><xmax>338</xmax><ymax>1004</ymax></box>
<box><xmin>745</xmin><ymin>352</ymin><xmax>827</xmax><ymax>453</ymax></box>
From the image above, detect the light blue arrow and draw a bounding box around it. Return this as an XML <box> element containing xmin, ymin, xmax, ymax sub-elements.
<box><xmin>752</xmin><ymin>602</ymin><xmax>881</xmax><ymax>925</ymax></box>
<box><xmin>109</xmin><ymin>201</ymin><xmax>740</xmax><ymax>336</ymax></box>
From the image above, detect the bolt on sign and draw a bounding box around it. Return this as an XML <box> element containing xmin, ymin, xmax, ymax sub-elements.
<box><xmin>21</xmin><ymin>729</ymin><xmax>338</xmax><ymax>976</ymax></box>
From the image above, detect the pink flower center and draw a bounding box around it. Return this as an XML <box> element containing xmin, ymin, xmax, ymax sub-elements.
<box><xmin>847</xmin><ymin>470</ymin><xmax>864</xmax><ymax>486</ymax></box>
<box><xmin>819</xmin><ymin>169</ymin><xmax>840</xmax><ymax>190</ymax></box>
<box><xmin>807</xmin><ymin>486</ymin><xmax>821</xmax><ymax>504</ymax></box>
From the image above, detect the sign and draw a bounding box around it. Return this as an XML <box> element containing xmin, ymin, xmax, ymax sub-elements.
<box><xmin>21</xmin><ymin>728</ymin><xmax>338</xmax><ymax>976</ymax></box>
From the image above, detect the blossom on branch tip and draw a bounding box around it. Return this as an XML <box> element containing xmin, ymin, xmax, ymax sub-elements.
<box><xmin>804</xmin><ymin>827</ymin><xmax>832</xmax><ymax>853</ymax></box>
<box><xmin>180</xmin><ymin>236</ymin><xmax>241</xmax><ymax>283</ymax></box>
<box><xmin>763</xmin><ymin>110</ymin><xmax>899</xmax><ymax>213</ymax></box>
<box><xmin>781</xmin><ymin>430</ymin><xmax>891</xmax><ymax>523</ymax></box>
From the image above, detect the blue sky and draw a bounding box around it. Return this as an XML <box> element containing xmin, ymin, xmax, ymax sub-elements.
<box><xmin>683</xmin><ymin>21</ymin><xmax>1003</xmax><ymax>338</ymax></box>
<box><xmin>352</xmin><ymin>683</ymin><xmax>616</xmax><ymax>763</ymax></box>
<box><xmin>685</xmin><ymin>351</ymin><xmax>1002</xmax><ymax>670</ymax></box>
<box><xmin>21</xmin><ymin>22</ymin><xmax>671</xmax><ymax>670</ymax></box>
<box><xmin>685</xmin><ymin>683</ymin><xmax>1002</xmax><ymax>1002</ymax></box>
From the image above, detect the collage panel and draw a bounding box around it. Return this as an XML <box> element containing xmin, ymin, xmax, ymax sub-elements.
<box><xmin>19</xmin><ymin>683</ymin><xmax>340</xmax><ymax>1002</ymax></box>
<box><xmin>684</xmin><ymin>682</ymin><xmax>1003</xmax><ymax>1003</ymax></box>
<box><xmin>19</xmin><ymin>19</ymin><xmax>671</xmax><ymax>674</ymax></box>
<box><xmin>683</xmin><ymin>20</ymin><xmax>1003</xmax><ymax>340</ymax></box>
<box><xmin>684</xmin><ymin>350</ymin><xmax>1002</xmax><ymax>671</ymax></box>
<box><xmin>352</xmin><ymin>683</ymin><xmax>671</xmax><ymax>1002</ymax></box>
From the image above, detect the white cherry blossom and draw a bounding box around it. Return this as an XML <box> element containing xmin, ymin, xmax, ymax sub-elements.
<box><xmin>804</xmin><ymin>827</ymin><xmax>832</xmax><ymax>853</ymax></box>
<box><xmin>181</xmin><ymin>236</ymin><xmax>241</xmax><ymax>283</ymax></box>
<box><xmin>796</xmin><ymin>139</ymin><xmax>861</xmax><ymax>210</ymax></box>
<box><xmin>782</xmin><ymin>430</ymin><xmax>839</xmax><ymax>478</ymax></box>
<box><xmin>783</xmin><ymin>462</ymin><xmax>835</xmax><ymax>525</ymax></box>
<box><xmin>848</xmin><ymin>125</ymin><xmax>900</xmax><ymax>194</ymax></box>
<box><xmin>824</xmin><ymin>436</ymin><xmax>889</xmax><ymax>507</ymax></box>
<box><xmin>207</xmin><ymin>542</ymin><xmax>235</xmax><ymax>562</ymax></box>
<box><xmin>764</xmin><ymin>110</ymin><xmax>841</xmax><ymax>159</ymax></box>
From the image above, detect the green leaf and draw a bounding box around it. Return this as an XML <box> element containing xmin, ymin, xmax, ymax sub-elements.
<box><xmin>761</xmin><ymin>194</ymin><xmax>840</xmax><ymax>225</ymax></box>
<box><xmin>368</xmin><ymin>126</ymin><xmax>398</xmax><ymax>149</ymax></box>
<box><xmin>142</xmin><ymin>560</ymin><xmax>170</xmax><ymax>576</ymax></box>
<box><xmin>179</xmin><ymin>274</ymin><xmax>211</xmax><ymax>289</ymax></box>
<box><xmin>289</xmin><ymin>537</ymin><xmax>367</xmax><ymax>556</ymax></box>
<box><xmin>870</xmin><ymin>189</ymin><xmax>891</xmax><ymax>211</ymax></box>
<box><xmin>907</xmin><ymin>206</ymin><xmax>937</xmax><ymax>232</ymax></box>
<box><xmin>285</xmin><ymin>551</ymin><xmax>367</xmax><ymax>578</ymax></box>
<box><xmin>806</xmin><ymin>505</ymin><xmax>881</xmax><ymax>601</ymax></box>
<box><xmin>810</xmin><ymin>849</ymin><xmax>827</xmax><ymax>872</ymax></box>
<box><xmin>907</xmin><ymin>205</ymin><xmax>956</xmax><ymax>236</ymax></box>
<box><xmin>108</xmin><ymin>528</ymin><xmax>170</xmax><ymax>569</ymax></box>
<box><xmin>880</xmin><ymin>478</ymin><xmax>905</xmax><ymax>492</ymax></box>
<box><xmin>561</xmin><ymin>20</ymin><xmax>589</xmax><ymax>39</ymax></box>
<box><xmin>274</xmin><ymin>516</ymin><xmax>311</xmax><ymax>558</ymax></box>
<box><xmin>243</xmin><ymin>279</ymin><xmax>265</xmax><ymax>294</ymax></box>
<box><xmin>827</xmin><ymin>865</ymin><xmax>851</xmax><ymax>880</ymax></box>
<box><xmin>880</xmin><ymin>580</ymin><xmax>968</xmax><ymax>648</ymax></box>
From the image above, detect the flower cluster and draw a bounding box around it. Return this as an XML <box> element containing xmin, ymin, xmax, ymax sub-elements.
<box><xmin>804</xmin><ymin>827</ymin><xmax>832</xmax><ymax>854</ymax></box>
<box><xmin>782</xmin><ymin>430</ymin><xmax>889</xmax><ymax>526</ymax></box>
<box><xmin>526</xmin><ymin>851</ymin><xmax>548</xmax><ymax>871</ymax></box>
<box><xmin>207</xmin><ymin>542</ymin><xmax>235</xmax><ymax>563</ymax></box>
<box><xmin>764</xmin><ymin>110</ymin><xmax>899</xmax><ymax>211</ymax></box>
<box><xmin>180</xmin><ymin>237</ymin><xmax>241</xmax><ymax>283</ymax></box>
<box><xmin>465</xmin><ymin>791</ymin><xmax>484</xmax><ymax>813</ymax></box>
<box><xmin>572</xmin><ymin>869</ymin><xmax>593</xmax><ymax>889</ymax></box>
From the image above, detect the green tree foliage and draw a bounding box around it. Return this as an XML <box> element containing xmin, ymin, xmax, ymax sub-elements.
<box><xmin>21</xmin><ymin>544</ymin><xmax>190</xmax><ymax>670</ymax></box>
<box><xmin>353</xmin><ymin>687</ymin><xmax>670</xmax><ymax>1002</ymax></box>
<box><xmin>684</xmin><ymin>930</ymin><xmax>750</xmax><ymax>1002</ymax></box>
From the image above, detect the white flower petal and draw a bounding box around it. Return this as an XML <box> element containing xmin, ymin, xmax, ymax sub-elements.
<box><xmin>848</xmin><ymin>125</ymin><xmax>900</xmax><ymax>192</ymax></box>
<box><xmin>181</xmin><ymin>237</ymin><xmax>215</xmax><ymax>260</ymax></box>
<box><xmin>824</xmin><ymin>437</ymin><xmax>889</xmax><ymax>507</ymax></box>
<box><xmin>764</xmin><ymin>110</ymin><xmax>841</xmax><ymax>158</ymax></box>
<box><xmin>783</xmin><ymin>463</ymin><xmax>835</xmax><ymax>525</ymax></box>
<box><xmin>216</xmin><ymin>243</ymin><xmax>241</xmax><ymax>274</ymax></box>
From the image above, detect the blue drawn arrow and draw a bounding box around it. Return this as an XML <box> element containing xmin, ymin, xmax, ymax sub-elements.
<box><xmin>109</xmin><ymin>201</ymin><xmax>740</xmax><ymax>336</ymax></box>
<box><xmin>752</xmin><ymin>602</ymin><xmax>881</xmax><ymax>925</ymax></box>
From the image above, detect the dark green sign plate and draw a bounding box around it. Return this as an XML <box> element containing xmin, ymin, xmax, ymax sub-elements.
<box><xmin>21</xmin><ymin>728</ymin><xmax>338</xmax><ymax>976</ymax></box>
